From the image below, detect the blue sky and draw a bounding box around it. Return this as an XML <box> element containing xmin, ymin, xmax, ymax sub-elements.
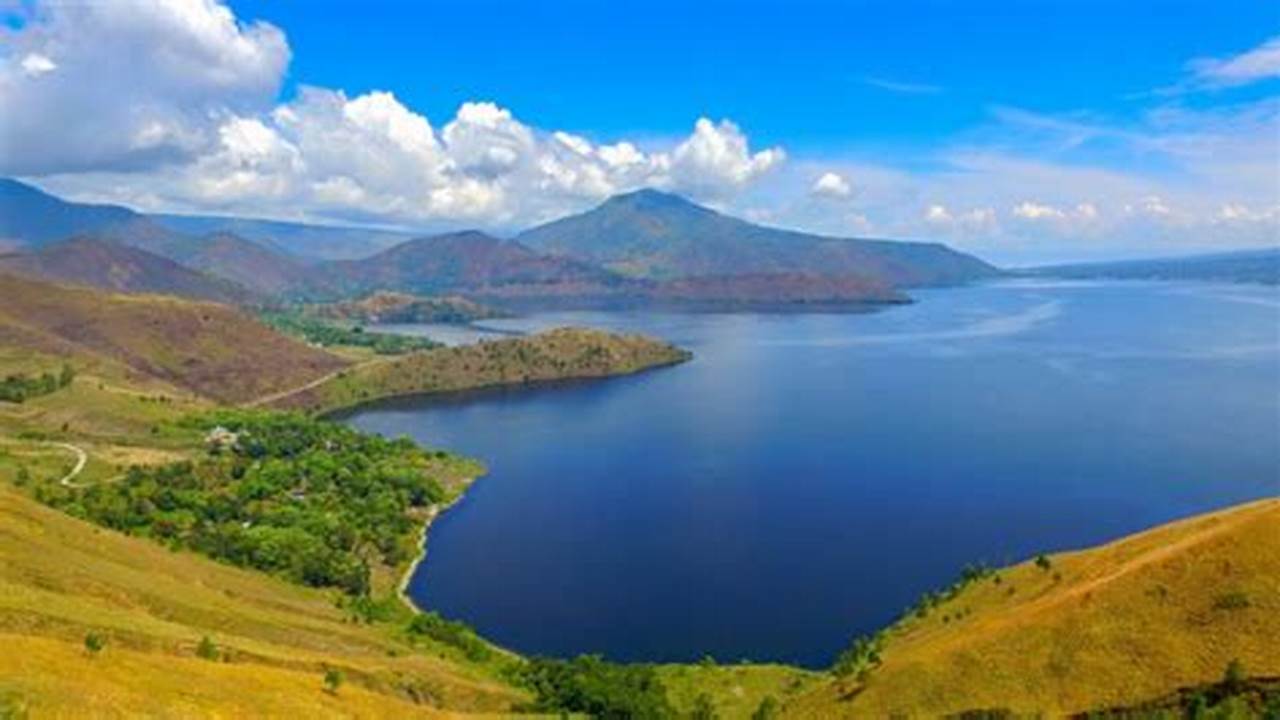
<box><xmin>230</xmin><ymin>0</ymin><xmax>1273</xmax><ymax>149</ymax></box>
<box><xmin>3</xmin><ymin>0</ymin><xmax>1278</xmax><ymax>263</ymax></box>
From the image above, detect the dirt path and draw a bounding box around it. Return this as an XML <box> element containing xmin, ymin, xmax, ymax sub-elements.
<box><xmin>243</xmin><ymin>356</ymin><xmax>398</xmax><ymax>409</ymax></box>
<box><xmin>50</xmin><ymin>442</ymin><xmax>87</xmax><ymax>487</ymax></box>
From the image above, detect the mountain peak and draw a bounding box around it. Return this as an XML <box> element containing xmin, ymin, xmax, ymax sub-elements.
<box><xmin>602</xmin><ymin>188</ymin><xmax>708</xmax><ymax>214</ymax></box>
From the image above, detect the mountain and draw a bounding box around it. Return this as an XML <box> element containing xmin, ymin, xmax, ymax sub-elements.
<box><xmin>0</xmin><ymin>273</ymin><xmax>344</xmax><ymax>403</ymax></box>
<box><xmin>152</xmin><ymin>232</ymin><xmax>315</xmax><ymax>296</ymax></box>
<box><xmin>0</xmin><ymin>178</ymin><xmax>144</xmax><ymax>249</ymax></box>
<box><xmin>518</xmin><ymin>189</ymin><xmax>1000</xmax><ymax>286</ymax></box>
<box><xmin>0</xmin><ymin>236</ymin><xmax>254</xmax><ymax>304</ymax></box>
<box><xmin>152</xmin><ymin>213</ymin><xmax>415</xmax><ymax>261</ymax></box>
<box><xmin>1033</xmin><ymin>247</ymin><xmax>1280</xmax><ymax>285</ymax></box>
<box><xmin>318</xmin><ymin>230</ymin><xmax>628</xmax><ymax>300</ymax></box>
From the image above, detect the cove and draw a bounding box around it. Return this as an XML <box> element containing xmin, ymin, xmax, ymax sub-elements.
<box><xmin>335</xmin><ymin>280</ymin><xmax>1280</xmax><ymax>668</ymax></box>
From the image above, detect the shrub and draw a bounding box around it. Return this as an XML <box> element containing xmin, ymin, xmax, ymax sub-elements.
<box><xmin>84</xmin><ymin>632</ymin><xmax>105</xmax><ymax>656</ymax></box>
<box><xmin>691</xmin><ymin>693</ymin><xmax>719</xmax><ymax>720</ymax></box>
<box><xmin>406</xmin><ymin>611</ymin><xmax>491</xmax><ymax>662</ymax></box>
<box><xmin>323</xmin><ymin>667</ymin><xmax>343</xmax><ymax>694</ymax></box>
<box><xmin>1222</xmin><ymin>658</ymin><xmax>1245</xmax><ymax>694</ymax></box>
<box><xmin>752</xmin><ymin>696</ymin><xmax>781</xmax><ymax>720</ymax></box>
<box><xmin>196</xmin><ymin>636</ymin><xmax>218</xmax><ymax>661</ymax></box>
<box><xmin>1035</xmin><ymin>554</ymin><xmax>1052</xmax><ymax>571</ymax></box>
<box><xmin>1213</xmin><ymin>591</ymin><xmax>1251</xmax><ymax>611</ymax></box>
<box><xmin>515</xmin><ymin>655</ymin><xmax>674</xmax><ymax>719</ymax></box>
<box><xmin>832</xmin><ymin>634</ymin><xmax>883</xmax><ymax>678</ymax></box>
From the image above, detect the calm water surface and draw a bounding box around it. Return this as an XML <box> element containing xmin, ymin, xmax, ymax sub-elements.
<box><xmin>339</xmin><ymin>281</ymin><xmax>1280</xmax><ymax>667</ymax></box>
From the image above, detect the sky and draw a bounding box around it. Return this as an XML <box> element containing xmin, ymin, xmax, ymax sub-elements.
<box><xmin>1</xmin><ymin>0</ymin><xmax>1277</xmax><ymax>264</ymax></box>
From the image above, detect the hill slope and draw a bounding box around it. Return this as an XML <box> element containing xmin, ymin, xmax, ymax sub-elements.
<box><xmin>518</xmin><ymin>188</ymin><xmax>999</xmax><ymax>287</ymax></box>
<box><xmin>0</xmin><ymin>237</ymin><xmax>254</xmax><ymax>303</ymax></box>
<box><xmin>160</xmin><ymin>232</ymin><xmax>316</xmax><ymax>296</ymax></box>
<box><xmin>788</xmin><ymin>498</ymin><xmax>1280</xmax><ymax>717</ymax></box>
<box><xmin>0</xmin><ymin>485</ymin><xmax>523</xmax><ymax>717</ymax></box>
<box><xmin>0</xmin><ymin>274</ymin><xmax>345</xmax><ymax>403</ymax></box>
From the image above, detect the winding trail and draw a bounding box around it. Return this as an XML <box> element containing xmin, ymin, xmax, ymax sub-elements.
<box><xmin>50</xmin><ymin>442</ymin><xmax>87</xmax><ymax>487</ymax></box>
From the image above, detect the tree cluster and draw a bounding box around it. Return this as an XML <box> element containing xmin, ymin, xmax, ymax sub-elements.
<box><xmin>37</xmin><ymin>410</ymin><xmax>454</xmax><ymax>596</ymax></box>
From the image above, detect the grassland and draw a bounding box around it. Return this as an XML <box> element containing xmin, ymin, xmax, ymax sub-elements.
<box><xmin>0</xmin><ymin>485</ymin><xmax>525</xmax><ymax>717</ymax></box>
<box><xmin>787</xmin><ymin>497</ymin><xmax>1280</xmax><ymax>717</ymax></box>
<box><xmin>265</xmin><ymin>327</ymin><xmax>693</xmax><ymax>414</ymax></box>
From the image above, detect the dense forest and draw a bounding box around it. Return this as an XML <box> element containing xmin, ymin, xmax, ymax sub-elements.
<box><xmin>35</xmin><ymin>410</ymin><xmax>478</xmax><ymax>595</ymax></box>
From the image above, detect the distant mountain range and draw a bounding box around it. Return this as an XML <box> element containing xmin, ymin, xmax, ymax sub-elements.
<box><xmin>0</xmin><ymin>178</ymin><xmax>1000</xmax><ymax>309</ymax></box>
<box><xmin>1033</xmin><ymin>248</ymin><xmax>1280</xmax><ymax>285</ymax></box>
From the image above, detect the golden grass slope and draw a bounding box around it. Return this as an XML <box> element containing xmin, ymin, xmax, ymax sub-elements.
<box><xmin>787</xmin><ymin>497</ymin><xmax>1280</xmax><ymax>717</ymax></box>
<box><xmin>0</xmin><ymin>273</ymin><xmax>346</xmax><ymax>404</ymax></box>
<box><xmin>0</xmin><ymin>485</ymin><xmax>525</xmax><ymax>718</ymax></box>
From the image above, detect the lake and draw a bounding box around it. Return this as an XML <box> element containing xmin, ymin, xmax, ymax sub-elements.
<box><xmin>337</xmin><ymin>280</ymin><xmax>1280</xmax><ymax>667</ymax></box>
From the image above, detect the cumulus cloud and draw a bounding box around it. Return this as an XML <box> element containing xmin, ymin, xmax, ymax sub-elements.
<box><xmin>0</xmin><ymin>0</ymin><xmax>289</xmax><ymax>175</ymax></box>
<box><xmin>811</xmin><ymin>172</ymin><xmax>852</xmax><ymax>198</ymax></box>
<box><xmin>664</xmin><ymin>118</ymin><xmax>785</xmax><ymax>198</ymax></box>
<box><xmin>1189</xmin><ymin>35</ymin><xmax>1280</xmax><ymax>88</ymax></box>
<box><xmin>6</xmin><ymin>0</ymin><xmax>784</xmax><ymax>228</ymax></box>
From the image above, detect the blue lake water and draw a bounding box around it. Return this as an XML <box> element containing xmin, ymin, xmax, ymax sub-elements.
<box><xmin>338</xmin><ymin>280</ymin><xmax>1280</xmax><ymax>667</ymax></box>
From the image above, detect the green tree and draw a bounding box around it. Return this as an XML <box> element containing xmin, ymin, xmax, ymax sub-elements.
<box><xmin>323</xmin><ymin>667</ymin><xmax>344</xmax><ymax>694</ymax></box>
<box><xmin>1222</xmin><ymin>658</ymin><xmax>1245</xmax><ymax>694</ymax></box>
<box><xmin>196</xmin><ymin>636</ymin><xmax>218</xmax><ymax>661</ymax></box>
<box><xmin>84</xmin><ymin>632</ymin><xmax>105</xmax><ymax>656</ymax></box>
<box><xmin>1035</xmin><ymin>554</ymin><xmax>1052</xmax><ymax>571</ymax></box>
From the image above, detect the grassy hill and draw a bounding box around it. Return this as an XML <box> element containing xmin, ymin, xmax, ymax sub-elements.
<box><xmin>0</xmin><ymin>484</ymin><xmax>525</xmax><ymax>717</ymax></box>
<box><xmin>0</xmin><ymin>274</ymin><xmax>346</xmax><ymax>404</ymax></box>
<box><xmin>265</xmin><ymin>327</ymin><xmax>693</xmax><ymax>414</ymax></box>
<box><xmin>787</xmin><ymin>497</ymin><xmax>1280</xmax><ymax>717</ymax></box>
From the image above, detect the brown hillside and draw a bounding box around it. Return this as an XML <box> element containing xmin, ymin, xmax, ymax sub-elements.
<box><xmin>0</xmin><ymin>236</ymin><xmax>253</xmax><ymax>304</ymax></box>
<box><xmin>0</xmin><ymin>274</ymin><xmax>347</xmax><ymax>403</ymax></box>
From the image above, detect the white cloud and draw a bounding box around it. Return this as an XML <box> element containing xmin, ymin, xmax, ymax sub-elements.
<box><xmin>0</xmin><ymin>0</ymin><xmax>289</xmax><ymax>175</ymax></box>
<box><xmin>19</xmin><ymin>53</ymin><xmax>57</xmax><ymax>76</ymax></box>
<box><xmin>811</xmin><ymin>172</ymin><xmax>852</xmax><ymax>198</ymax></box>
<box><xmin>664</xmin><ymin>118</ymin><xmax>784</xmax><ymax>198</ymax></box>
<box><xmin>1190</xmin><ymin>36</ymin><xmax>1280</xmax><ymax>88</ymax></box>
<box><xmin>1012</xmin><ymin>201</ymin><xmax>1066</xmax><ymax>220</ymax></box>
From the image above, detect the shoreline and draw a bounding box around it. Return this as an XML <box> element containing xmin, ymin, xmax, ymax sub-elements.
<box><xmin>396</xmin><ymin>479</ymin><xmax>475</xmax><ymax>612</ymax></box>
